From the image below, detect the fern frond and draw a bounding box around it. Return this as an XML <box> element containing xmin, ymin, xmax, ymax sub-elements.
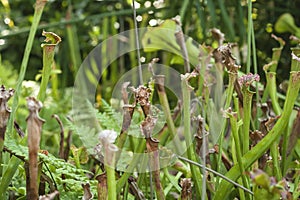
<box><xmin>97</xmin><ymin>99</ymin><xmax>122</xmax><ymax>132</ymax></box>
<box><xmin>66</xmin><ymin>120</ymin><xmax>98</xmax><ymax>154</ymax></box>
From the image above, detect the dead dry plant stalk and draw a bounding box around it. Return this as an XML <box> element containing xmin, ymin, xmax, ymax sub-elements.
<box><xmin>120</xmin><ymin>82</ymin><xmax>135</xmax><ymax>137</ymax></box>
<box><xmin>26</xmin><ymin>97</ymin><xmax>45</xmax><ymax>200</ymax></box>
<box><xmin>116</xmin><ymin>82</ymin><xmax>135</xmax><ymax>162</ymax></box>
<box><xmin>52</xmin><ymin>114</ymin><xmax>64</xmax><ymax>159</ymax></box>
<box><xmin>0</xmin><ymin>85</ymin><xmax>14</xmax><ymax>141</ymax></box>
<box><xmin>96</xmin><ymin>173</ymin><xmax>108</xmax><ymax>200</ymax></box>
<box><xmin>148</xmin><ymin>58</ymin><xmax>182</xmax><ymax>152</ymax></box>
<box><xmin>153</xmin><ymin>74</ymin><xmax>181</xmax><ymax>151</ymax></box>
<box><xmin>141</xmin><ymin>116</ymin><xmax>165</xmax><ymax>200</ymax></box>
<box><xmin>213</xmin><ymin>44</ymin><xmax>242</xmax><ymax>102</ymax></box>
<box><xmin>192</xmin><ymin>115</ymin><xmax>208</xmax><ymax>157</ymax></box>
<box><xmin>287</xmin><ymin>109</ymin><xmax>300</xmax><ymax>155</ymax></box>
<box><xmin>180</xmin><ymin>178</ymin><xmax>193</xmax><ymax>200</ymax></box>
<box><xmin>116</xmin><ymin>104</ymin><xmax>135</xmax><ymax>155</ymax></box>
<box><xmin>128</xmin><ymin>176</ymin><xmax>146</xmax><ymax>200</ymax></box>
<box><xmin>174</xmin><ymin>18</ymin><xmax>190</xmax><ymax>73</ymax></box>
<box><xmin>210</xmin><ymin>28</ymin><xmax>225</xmax><ymax>47</ymax></box>
<box><xmin>82</xmin><ymin>183</ymin><xmax>94</xmax><ymax>200</ymax></box>
<box><xmin>132</xmin><ymin>85</ymin><xmax>152</xmax><ymax>117</ymax></box>
<box><xmin>0</xmin><ymin>85</ymin><xmax>14</xmax><ymax>175</ymax></box>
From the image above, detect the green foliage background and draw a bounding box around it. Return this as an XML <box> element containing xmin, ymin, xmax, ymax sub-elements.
<box><xmin>1</xmin><ymin>0</ymin><xmax>300</xmax><ymax>88</ymax></box>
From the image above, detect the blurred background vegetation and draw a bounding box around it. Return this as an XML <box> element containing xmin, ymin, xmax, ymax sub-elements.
<box><xmin>0</xmin><ymin>0</ymin><xmax>300</xmax><ymax>96</ymax></box>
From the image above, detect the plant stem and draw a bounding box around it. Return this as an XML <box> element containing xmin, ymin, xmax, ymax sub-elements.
<box><xmin>101</xmin><ymin>16</ymin><xmax>109</xmax><ymax>81</ymax></box>
<box><xmin>1</xmin><ymin>1</ymin><xmax>47</xmax><ymax>198</ymax></box>
<box><xmin>105</xmin><ymin>160</ymin><xmax>117</xmax><ymax>200</ymax></box>
<box><xmin>281</xmin><ymin>125</ymin><xmax>290</xmax><ymax>175</ymax></box>
<box><xmin>0</xmin><ymin>86</ymin><xmax>14</xmax><ymax>176</ymax></box>
<box><xmin>242</xmin><ymin>87</ymin><xmax>254</xmax><ymax>155</ymax></box>
<box><xmin>110</xmin><ymin>16</ymin><xmax>119</xmax><ymax>83</ymax></box>
<box><xmin>264</xmin><ymin>70</ymin><xmax>282</xmax><ymax>180</ymax></box>
<box><xmin>281</xmin><ymin>48</ymin><xmax>300</xmax><ymax>175</ymax></box>
<box><xmin>228</xmin><ymin>110</ymin><xmax>250</xmax><ymax>199</ymax></box>
<box><xmin>177</xmin><ymin>156</ymin><xmax>253</xmax><ymax>195</ymax></box>
<box><xmin>175</xmin><ymin>21</ymin><xmax>190</xmax><ymax>73</ymax></box>
<box><xmin>26</xmin><ymin>97</ymin><xmax>45</xmax><ymax>200</ymax></box>
<box><xmin>7</xmin><ymin>0</ymin><xmax>47</xmax><ymax>138</ymax></box>
<box><xmin>266</xmin><ymin>72</ymin><xmax>282</xmax><ymax>114</ymax></box>
<box><xmin>214</xmin><ymin>71</ymin><xmax>300</xmax><ymax>200</ymax></box>
<box><xmin>216</xmin><ymin>71</ymin><xmax>236</xmax><ymax>188</ymax></box>
<box><xmin>116</xmin><ymin>140</ymin><xmax>146</xmax><ymax>192</ymax></box>
<box><xmin>225</xmin><ymin>72</ymin><xmax>237</xmax><ymax>109</ymax></box>
<box><xmin>146</xmin><ymin>138</ymin><xmax>165</xmax><ymax>200</ymax></box>
<box><xmin>246</xmin><ymin>0</ymin><xmax>252</xmax><ymax>73</ymax></box>
<box><xmin>291</xmin><ymin>48</ymin><xmax>300</xmax><ymax>71</ymax></box>
<box><xmin>231</xmin><ymin>139</ymin><xmax>245</xmax><ymax>200</ymax></box>
<box><xmin>270</xmin><ymin>143</ymin><xmax>282</xmax><ymax>180</ymax></box>
<box><xmin>131</xmin><ymin>0</ymin><xmax>143</xmax><ymax>85</ymax></box>
<box><xmin>261</xmin><ymin>35</ymin><xmax>285</xmax><ymax>103</ymax></box>
<box><xmin>270</xmin><ymin>35</ymin><xmax>285</xmax><ymax>73</ymax></box>
<box><xmin>0</xmin><ymin>140</ymin><xmax>3</xmax><ymax>176</ymax></box>
<box><xmin>201</xmin><ymin>107</ymin><xmax>207</xmax><ymax>200</ymax></box>
<box><xmin>155</xmin><ymin>75</ymin><xmax>181</xmax><ymax>153</ymax></box>
<box><xmin>126</xmin><ymin>18</ymin><xmax>138</xmax><ymax>85</ymax></box>
<box><xmin>197</xmin><ymin>56</ymin><xmax>208</xmax><ymax>97</ymax></box>
<box><xmin>96</xmin><ymin>173</ymin><xmax>108</xmax><ymax>200</ymax></box>
<box><xmin>116</xmin><ymin>104</ymin><xmax>134</xmax><ymax>161</ymax></box>
<box><xmin>214</xmin><ymin>62</ymin><xmax>224</xmax><ymax>110</ymax></box>
<box><xmin>181</xmin><ymin>74</ymin><xmax>203</xmax><ymax>198</ymax></box>
<box><xmin>163</xmin><ymin>168</ymin><xmax>182</xmax><ymax>193</ymax></box>
<box><xmin>251</xmin><ymin>26</ymin><xmax>261</xmax><ymax>129</ymax></box>
<box><xmin>50</xmin><ymin>63</ymin><xmax>59</xmax><ymax>100</ymax></box>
